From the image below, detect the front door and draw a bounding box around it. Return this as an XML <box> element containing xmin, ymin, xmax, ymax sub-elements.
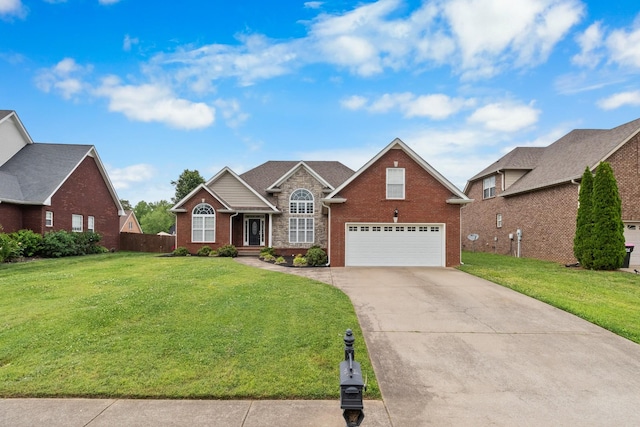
<box><xmin>248</xmin><ymin>218</ymin><xmax>262</xmax><ymax>246</ymax></box>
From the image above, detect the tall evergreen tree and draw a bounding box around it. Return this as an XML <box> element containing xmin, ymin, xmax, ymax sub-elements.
<box><xmin>573</xmin><ymin>166</ymin><xmax>594</xmax><ymax>268</ymax></box>
<box><xmin>591</xmin><ymin>162</ymin><xmax>626</xmax><ymax>270</ymax></box>
<box><xmin>171</xmin><ymin>169</ymin><xmax>205</xmax><ymax>204</ymax></box>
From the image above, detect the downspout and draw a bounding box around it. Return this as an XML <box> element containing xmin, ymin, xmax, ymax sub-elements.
<box><xmin>268</xmin><ymin>213</ymin><xmax>273</xmax><ymax>247</ymax></box>
<box><xmin>229</xmin><ymin>212</ymin><xmax>239</xmax><ymax>245</ymax></box>
<box><xmin>322</xmin><ymin>202</ymin><xmax>331</xmax><ymax>266</ymax></box>
<box><xmin>497</xmin><ymin>170</ymin><xmax>504</xmax><ymax>191</ymax></box>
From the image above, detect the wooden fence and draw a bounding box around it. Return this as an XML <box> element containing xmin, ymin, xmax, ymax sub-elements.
<box><xmin>119</xmin><ymin>233</ymin><xmax>175</xmax><ymax>253</ymax></box>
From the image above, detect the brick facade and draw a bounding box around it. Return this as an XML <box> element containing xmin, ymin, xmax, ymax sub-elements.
<box><xmin>462</xmin><ymin>134</ymin><xmax>640</xmax><ymax>264</ymax></box>
<box><xmin>329</xmin><ymin>149</ymin><xmax>463</xmax><ymax>267</ymax></box>
<box><xmin>174</xmin><ymin>187</ymin><xmax>232</xmax><ymax>254</ymax></box>
<box><xmin>0</xmin><ymin>156</ymin><xmax>121</xmax><ymax>250</ymax></box>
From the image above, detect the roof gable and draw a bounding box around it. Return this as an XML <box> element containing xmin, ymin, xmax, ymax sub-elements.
<box><xmin>266</xmin><ymin>161</ymin><xmax>333</xmax><ymax>191</ymax></box>
<box><xmin>0</xmin><ymin>143</ymin><xmax>123</xmax><ymax>212</ymax></box>
<box><xmin>495</xmin><ymin>117</ymin><xmax>640</xmax><ymax>196</ymax></box>
<box><xmin>326</xmin><ymin>138</ymin><xmax>470</xmax><ymax>202</ymax></box>
<box><xmin>208</xmin><ymin>167</ymin><xmax>277</xmax><ymax>210</ymax></box>
<box><xmin>0</xmin><ymin>110</ymin><xmax>33</xmax><ymax>167</ymax></box>
<box><xmin>240</xmin><ymin>161</ymin><xmax>354</xmax><ymax>199</ymax></box>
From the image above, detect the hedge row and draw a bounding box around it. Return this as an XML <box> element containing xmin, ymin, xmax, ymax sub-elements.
<box><xmin>0</xmin><ymin>229</ymin><xmax>107</xmax><ymax>262</ymax></box>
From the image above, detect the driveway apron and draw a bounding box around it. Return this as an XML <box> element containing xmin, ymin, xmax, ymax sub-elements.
<box><xmin>331</xmin><ymin>267</ymin><xmax>640</xmax><ymax>426</ymax></box>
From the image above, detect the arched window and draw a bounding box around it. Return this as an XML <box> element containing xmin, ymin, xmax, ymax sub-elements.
<box><xmin>289</xmin><ymin>189</ymin><xmax>314</xmax><ymax>243</ymax></box>
<box><xmin>192</xmin><ymin>203</ymin><xmax>215</xmax><ymax>242</ymax></box>
<box><xmin>289</xmin><ymin>189</ymin><xmax>314</xmax><ymax>214</ymax></box>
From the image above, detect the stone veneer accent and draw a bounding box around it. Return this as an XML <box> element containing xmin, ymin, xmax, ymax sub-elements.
<box><xmin>270</xmin><ymin>167</ymin><xmax>328</xmax><ymax>251</ymax></box>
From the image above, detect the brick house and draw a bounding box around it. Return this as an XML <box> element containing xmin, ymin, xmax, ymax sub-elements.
<box><xmin>120</xmin><ymin>210</ymin><xmax>143</xmax><ymax>234</ymax></box>
<box><xmin>462</xmin><ymin>117</ymin><xmax>640</xmax><ymax>265</ymax></box>
<box><xmin>0</xmin><ymin>110</ymin><xmax>124</xmax><ymax>250</ymax></box>
<box><xmin>172</xmin><ymin>138</ymin><xmax>471</xmax><ymax>267</ymax></box>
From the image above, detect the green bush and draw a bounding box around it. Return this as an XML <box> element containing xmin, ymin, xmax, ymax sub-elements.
<box><xmin>172</xmin><ymin>246</ymin><xmax>190</xmax><ymax>256</ymax></box>
<box><xmin>262</xmin><ymin>253</ymin><xmax>275</xmax><ymax>262</ymax></box>
<box><xmin>73</xmin><ymin>231</ymin><xmax>105</xmax><ymax>255</ymax></box>
<box><xmin>275</xmin><ymin>256</ymin><xmax>286</xmax><ymax>264</ymax></box>
<box><xmin>9</xmin><ymin>229</ymin><xmax>43</xmax><ymax>257</ymax></box>
<box><xmin>197</xmin><ymin>246</ymin><xmax>212</xmax><ymax>257</ymax></box>
<box><xmin>259</xmin><ymin>247</ymin><xmax>276</xmax><ymax>258</ymax></box>
<box><xmin>40</xmin><ymin>230</ymin><xmax>78</xmax><ymax>258</ymax></box>
<box><xmin>293</xmin><ymin>254</ymin><xmax>307</xmax><ymax>267</ymax></box>
<box><xmin>217</xmin><ymin>244</ymin><xmax>238</xmax><ymax>258</ymax></box>
<box><xmin>0</xmin><ymin>233</ymin><xmax>21</xmax><ymax>262</ymax></box>
<box><xmin>305</xmin><ymin>246</ymin><xmax>327</xmax><ymax>266</ymax></box>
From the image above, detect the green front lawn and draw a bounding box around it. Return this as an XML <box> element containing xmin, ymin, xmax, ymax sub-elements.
<box><xmin>0</xmin><ymin>252</ymin><xmax>379</xmax><ymax>399</ymax></box>
<box><xmin>458</xmin><ymin>251</ymin><xmax>640</xmax><ymax>344</ymax></box>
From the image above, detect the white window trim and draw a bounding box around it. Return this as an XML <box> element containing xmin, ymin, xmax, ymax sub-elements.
<box><xmin>386</xmin><ymin>168</ymin><xmax>405</xmax><ymax>199</ymax></box>
<box><xmin>289</xmin><ymin>189</ymin><xmax>314</xmax><ymax>214</ymax></box>
<box><xmin>88</xmin><ymin>216</ymin><xmax>95</xmax><ymax>232</ymax></box>
<box><xmin>72</xmin><ymin>214</ymin><xmax>83</xmax><ymax>232</ymax></box>
<box><xmin>289</xmin><ymin>217</ymin><xmax>314</xmax><ymax>243</ymax></box>
<box><xmin>45</xmin><ymin>211</ymin><xmax>54</xmax><ymax>227</ymax></box>
<box><xmin>483</xmin><ymin>176</ymin><xmax>496</xmax><ymax>199</ymax></box>
<box><xmin>192</xmin><ymin>203</ymin><xmax>216</xmax><ymax>243</ymax></box>
<box><xmin>496</xmin><ymin>213</ymin><xmax>503</xmax><ymax>228</ymax></box>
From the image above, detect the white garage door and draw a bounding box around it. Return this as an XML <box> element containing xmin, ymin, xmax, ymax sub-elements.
<box><xmin>345</xmin><ymin>223</ymin><xmax>445</xmax><ymax>267</ymax></box>
<box><xmin>624</xmin><ymin>223</ymin><xmax>640</xmax><ymax>266</ymax></box>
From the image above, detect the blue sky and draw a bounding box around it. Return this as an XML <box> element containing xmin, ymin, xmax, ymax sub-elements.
<box><xmin>2</xmin><ymin>0</ymin><xmax>640</xmax><ymax>205</ymax></box>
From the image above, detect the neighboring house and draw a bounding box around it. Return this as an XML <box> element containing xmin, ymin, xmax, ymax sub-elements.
<box><xmin>462</xmin><ymin>117</ymin><xmax>640</xmax><ymax>265</ymax></box>
<box><xmin>120</xmin><ymin>210</ymin><xmax>143</xmax><ymax>234</ymax></box>
<box><xmin>0</xmin><ymin>110</ymin><xmax>124</xmax><ymax>250</ymax></box>
<box><xmin>171</xmin><ymin>138</ymin><xmax>471</xmax><ymax>267</ymax></box>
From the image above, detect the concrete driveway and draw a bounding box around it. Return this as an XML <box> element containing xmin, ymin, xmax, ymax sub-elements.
<box><xmin>330</xmin><ymin>267</ymin><xmax>640</xmax><ymax>426</ymax></box>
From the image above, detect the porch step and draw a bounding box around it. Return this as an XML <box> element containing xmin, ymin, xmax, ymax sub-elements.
<box><xmin>236</xmin><ymin>247</ymin><xmax>263</xmax><ymax>257</ymax></box>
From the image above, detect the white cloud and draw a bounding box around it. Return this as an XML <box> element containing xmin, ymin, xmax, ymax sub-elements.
<box><xmin>123</xmin><ymin>34</ymin><xmax>139</xmax><ymax>52</ymax></box>
<box><xmin>597</xmin><ymin>90</ymin><xmax>640</xmax><ymax>110</ymax></box>
<box><xmin>606</xmin><ymin>21</ymin><xmax>640</xmax><ymax>69</ymax></box>
<box><xmin>98</xmin><ymin>0</ymin><xmax>121</xmax><ymax>5</ymax></box>
<box><xmin>35</xmin><ymin>58</ymin><xmax>92</xmax><ymax>100</ymax></box>
<box><xmin>468</xmin><ymin>101</ymin><xmax>540</xmax><ymax>132</ymax></box>
<box><xmin>108</xmin><ymin>163</ymin><xmax>156</xmax><ymax>190</ymax></box>
<box><xmin>343</xmin><ymin>92</ymin><xmax>475</xmax><ymax>120</ymax></box>
<box><xmin>213</xmin><ymin>98</ymin><xmax>249</xmax><ymax>128</ymax></box>
<box><xmin>304</xmin><ymin>1</ymin><xmax>323</xmax><ymax>9</ymax></box>
<box><xmin>94</xmin><ymin>76</ymin><xmax>216</xmax><ymax>130</ymax></box>
<box><xmin>443</xmin><ymin>0</ymin><xmax>584</xmax><ymax>78</ymax></box>
<box><xmin>0</xmin><ymin>0</ymin><xmax>26</xmax><ymax>19</ymax></box>
<box><xmin>572</xmin><ymin>22</ymin><xmax>604</xmax><ymax>67</ymax></box>
<box><xmin>340</xmin><ymin>95</ymin><xmax>368</xmax><ymax>110</ymax></box>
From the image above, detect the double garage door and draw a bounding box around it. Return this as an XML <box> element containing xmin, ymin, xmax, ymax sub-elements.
<box><xmin>345</xmin><ymin>223</ymin><xmax>445</xmax><ymax>267</ymax></box>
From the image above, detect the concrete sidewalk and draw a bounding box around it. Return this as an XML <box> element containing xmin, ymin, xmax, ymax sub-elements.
<box><xmin>0</xmin><ymin>399</ymin><xmax>392</xmax><ymax>427</ymax></box>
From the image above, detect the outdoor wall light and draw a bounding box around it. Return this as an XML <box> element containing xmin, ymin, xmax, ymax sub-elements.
<box><xmin>393</xmin><ymin>208</ymin><xmax>398</xmax><ymax>223</ymax></box>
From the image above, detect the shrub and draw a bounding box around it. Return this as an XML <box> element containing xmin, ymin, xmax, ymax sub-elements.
<box><xmin>172</xmin><ymin>246</ymin><xmax>190</xmax><ymax>256</ymax></box>
<box><xmin>73</xmin><ymin>231</ymin><xmax>104</xmax><ymax>255</ymax></box>
<box><xmin>262</xmin><ymin>253</ymin><xmax>276</xmax><ymax>262</ymax></box>
<box><xmin>591</xmin><ymin>162</ymin><xmax>625</xmax><ymax>270</ymax></box>
<box><xmin>9</xmin><ymin>229</ymin><xmax>43</xmax><ymax>257</ymax></box>
<box><xmin>275</xmin><ymin>256</ymin><xmax>286</xmax><ymax>265</ymax></box>
<box><xmin>40</xmin><ymin>230</ymin><xmax>77</xmax><ymax>258</ymax></box>
<box><xmin>0</xmin><ymin>233</ymin><xmax>21</xmax><ymax>262</ymax></box>
<box><xmin>293</xmin><ymin>254</ymin><xmax>307</xmax><ymax>267</ymax></box>
<box><xmin>305</xmin><ymin>246</ymin><xmax>327</xmax><ymax>266</ymax></box>
<box><xmin>217</xmin><ymin>244</ymin><xmax>238</xmax><ymax>258</ymax></box>
<box><xmin>197</xmin><ymin>246</ymin><xmax>212</xmax><ymax>257</ymax></box>
<box><xmin>259</xmin><ymin>247</ymin><xmax>276</xmax><ymax>258</ymax></box>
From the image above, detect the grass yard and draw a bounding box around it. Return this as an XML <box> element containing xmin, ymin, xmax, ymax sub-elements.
<box><xmin>458</xmin><ymin>251</ymin><xmax>640</xmax><ymax>344</ymax></box>
<box><xmin>0</xmin><ymin>252</ymin><xmax>379</xmax><ymax>399</ymax></box>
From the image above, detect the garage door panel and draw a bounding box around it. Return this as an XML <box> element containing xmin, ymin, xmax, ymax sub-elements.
<box><xmin>345</xmin><ymin>224</ymin><xmax>444</xmax><ymax>267</ymax></box>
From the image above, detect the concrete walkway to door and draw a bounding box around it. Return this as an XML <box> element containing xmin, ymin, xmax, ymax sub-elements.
<box><xmin>330</xmin><ymin>267</ymin><xmax>640</xmax><ymax>426</ymax></box>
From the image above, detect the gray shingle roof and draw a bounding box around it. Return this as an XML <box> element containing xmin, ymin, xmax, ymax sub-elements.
<box><xmin>0</xmin><ymin>143</ymin><xmax>93</xmax><ymax>204</ymax></box>
<box><xmin>469</xmin><ymin>118</ymin><xmax>640</xmax><ymax>197</ymax></box>
<box><xmin>0</xmin><ymin>110</ymin><xmax>14</xmax><ymax>121</ymax></box>
<box><xmin>240</xmin><ymin>160</ymin><xmax>354</xmax><ymax>198</ymax></box>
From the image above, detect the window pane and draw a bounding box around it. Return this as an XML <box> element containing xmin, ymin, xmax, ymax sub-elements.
<box><xmin>387</xmin><ymin>168</ymin><xmax>405</xmax><ymax>199</ymax></box>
